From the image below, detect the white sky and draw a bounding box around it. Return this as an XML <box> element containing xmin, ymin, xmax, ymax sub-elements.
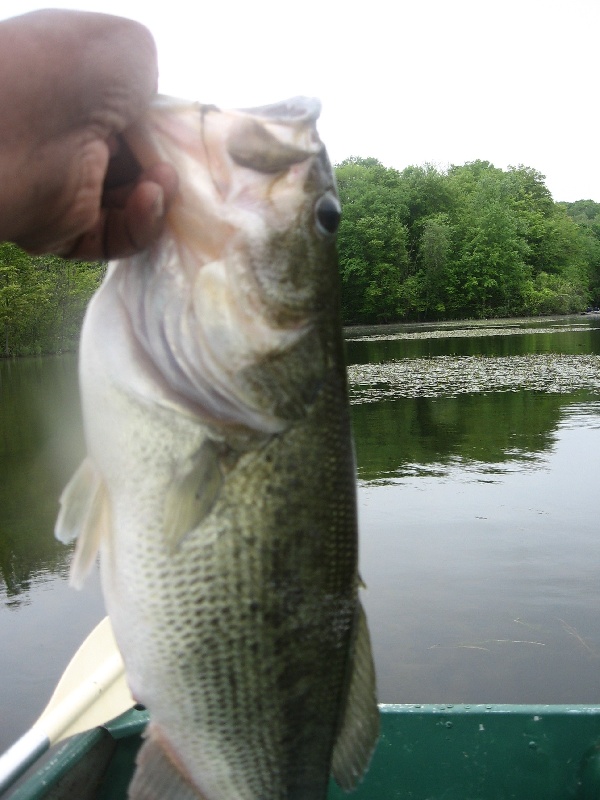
<box><xmin>2</xmin><ymin>0</ymin><xmax>599</xmax><ymax>202</ymax></box>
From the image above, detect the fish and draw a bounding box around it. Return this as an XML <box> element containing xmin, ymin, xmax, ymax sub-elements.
<box><xmin>55</xmin><ymin>95</ymin><xmax>379</xmax><ymax>799</ymax></box>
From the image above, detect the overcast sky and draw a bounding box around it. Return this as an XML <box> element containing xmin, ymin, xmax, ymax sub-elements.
<box><xmin>2</xmin><ymin>0</ymin><xmax>598</xmax><ymax>202</ymax></box>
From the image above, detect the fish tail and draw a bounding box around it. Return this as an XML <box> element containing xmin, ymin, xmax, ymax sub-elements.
<box><xmin>128</xmin><ymin>725</ymin><xmax>206</xmax><ymax>800</ymax></box>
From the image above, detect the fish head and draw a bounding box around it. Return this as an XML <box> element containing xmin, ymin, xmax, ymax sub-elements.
<box><xmin>218</xmin><ymin>98</ymin><xmax>342</xmax><ymax>321</ymax></box>
<box><xmin>113</xmin><ymin>96</ymin><xmax>343</xmax><ymax>437</ymax></box>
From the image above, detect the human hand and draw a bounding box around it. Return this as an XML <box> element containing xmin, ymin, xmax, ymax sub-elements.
<box><xmin>0</xmin><ymin>9</ymin><xmax>178</xmax><ymax>259</ymax></box>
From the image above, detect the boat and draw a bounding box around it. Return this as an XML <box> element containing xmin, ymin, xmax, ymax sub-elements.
<box><xmin>5</xmin><ymin>702</ymin><xmax>600</xmax><ymax>799</ymax></box>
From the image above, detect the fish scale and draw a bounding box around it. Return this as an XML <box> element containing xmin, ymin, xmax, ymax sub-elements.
<box><xmin>56</xmin><ymin>95</ymin><xmax>378</xmax><ymax>799</ymax></box>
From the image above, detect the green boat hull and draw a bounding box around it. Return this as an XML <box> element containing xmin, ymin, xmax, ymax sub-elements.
<box><xmin>7</xmin><ymin>704</ymin><xmax>600</xmax><ymax>799</ymax></box>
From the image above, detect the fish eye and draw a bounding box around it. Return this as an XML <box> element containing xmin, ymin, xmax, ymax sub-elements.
<box><xmin>315</xmin><ymin>194</ymin><xmax>341</xmax><ymax>236</ymax></box>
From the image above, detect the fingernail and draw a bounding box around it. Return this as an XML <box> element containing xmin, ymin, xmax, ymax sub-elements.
<box><xmin>152</xmin><ymin>187</ymin><xmax>165</xmax><ymax>220</ymax></box>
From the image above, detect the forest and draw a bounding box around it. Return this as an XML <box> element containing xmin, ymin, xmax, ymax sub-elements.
<box><xmin>2</xmin><ymin>157</ymin><xmax>600</xmax><ymax>354</ymax></box>
<box><xmin>0</xmin><ymin>245</ymin><xmax>105</xmax><ymax>356</ymax></box>
<box><xmin>336</xmin><ymin>158</ymin><xmax>600</xmax><ymax>324</ymax></box>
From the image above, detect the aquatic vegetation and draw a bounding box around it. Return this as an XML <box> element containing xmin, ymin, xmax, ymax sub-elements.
<box><xmin>346</xmin><ymin>323</ymin><xmax>591</xmax><ymax>343</ymax></box>
<box><xmin>348</xmin><ymin>353</ymin><xmax>600</xmax><ymax>403</ymax></box>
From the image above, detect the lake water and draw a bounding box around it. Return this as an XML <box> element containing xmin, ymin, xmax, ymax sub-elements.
<box><xmin>1</xmin><ymin>316</ymin><xmax>600</xmax><ymax>753</ymax></box>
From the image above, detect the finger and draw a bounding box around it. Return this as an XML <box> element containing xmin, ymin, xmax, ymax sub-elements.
<box><xmin>67</xmin><ymin>182</ymin><xmax>163</xmax><ymax>261</ymax></box>
<box><xmin>102</xmin><ymin>162</ymin><xmax>177</xmax><ymax>209</ymax></box>
<box><xmin>14</xmin><ymin>136</ymin><xmax>110</xmax><ymax>255</ymax></box>
<box><xmin>64</xmin><ymin>165</ymin><xmax>178</xmax><ymax>261</ymax></box>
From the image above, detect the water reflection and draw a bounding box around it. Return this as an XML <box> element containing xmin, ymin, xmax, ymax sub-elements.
<box><xmin>0</xmin><ymin>356</ymin><xmax>105</xmax><ymax>752</ymax></box>
<box><xmin>346</xmin><ymin>315</ymin><xmax>600</xmax><ymax>705</ymax></box>
<box><xmin>0</xmin><ymin>566</ymin><xmax>105</xmax><ymax>752</ymax></box>
<box><xmin>350</xmin><ymin>390</ymin><xmax>570</xmax><ymax>482</ymax></box>
<box><xmin>0</xmin><ymin>356</ymin><xmax>83</xmax><ymax>600</ymax></box>
<box><xmin>357</xmin><ymin>399</ymin><xmax>600</xmax><ymax>704</ymax></box>
<box><xmin>346</xmin><ymin>317</ymin><xmax>600</xmax><ymax>364</ymax></box>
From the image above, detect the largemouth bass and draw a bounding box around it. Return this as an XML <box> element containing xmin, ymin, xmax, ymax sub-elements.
<box><xmin>56</xmin><ymin>96</ymin><xmax>378</xmax><ymax>800</ymax></box>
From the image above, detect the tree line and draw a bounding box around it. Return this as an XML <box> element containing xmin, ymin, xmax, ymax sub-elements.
<box><xmin>2</xmin><ymin>156</ymin><xmax>600</xmax><ymax>354</ymax></box>
<box><xmin>0</xmin><ymin>243</ymin><xmax>105</xmax><ymax>356</ymax></box>
<box><xmin>336</xmin><ymin>158</ymin><xmax>600</xmax><ymax>324</ymax></box>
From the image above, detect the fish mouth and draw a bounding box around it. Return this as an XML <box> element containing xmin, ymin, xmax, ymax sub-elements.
<box><xmin>238</xmin><ymin>96</ymin><xmax>321</xmax><ymax>125</ymax></box>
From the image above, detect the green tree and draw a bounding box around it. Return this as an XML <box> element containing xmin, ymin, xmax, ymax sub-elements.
<box><xmin>417</xmin><ymin>213</ymin><xmax>453</xmax><ymax>317</ymax></box>
<box><xmin>505</xmin><ymin>165</ymin><xmax>554</xmax><ymax>275</ymax></box>
<box><xmin>447</xmin><ymin>165</ymin><xmax>530</xmax><ymax>317</ymax></box>
<box><xmin>335</xmin><ymin>156</ymin><xmax>596</xmax><ymax>323</ymax></box>
<box><xmin>563</xmin><ymin>200</ymin><xmax>600</xmax><ymax>304</ymax></box>
<box><xmin>336</xmin><ymin>158</ymin><xmax>410</xmax><ymax>323</ymax></box>
<box><xmin>401</xmin><ymin>164</ymin><xmax>454</xmax><ymax>268</ymax></box>
<box><xmin>0</xmin><ymin>244</ymin><xmax>34</xmax><ymax>356</ymax></box>
<box><xmin>0</xmin><ymin>243</ymin><xmax>104</xmax><ymax>356</ymax></box>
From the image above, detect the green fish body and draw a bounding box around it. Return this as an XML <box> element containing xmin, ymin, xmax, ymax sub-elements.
<box><xmin>56</xmin><ymin>96</ymin><xmax>378</xmax><ymax>800</ymax></box>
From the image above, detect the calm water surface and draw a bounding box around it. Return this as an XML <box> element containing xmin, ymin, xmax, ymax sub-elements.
<box><xmin>1</xmin><ymin>316</ymin><xmax>600</xmax><ymax>753</ymax></box>
<box><xmin>0</xmin><ymin>356</ymin><xmax>105</xmax><ymax>753</ymax></box>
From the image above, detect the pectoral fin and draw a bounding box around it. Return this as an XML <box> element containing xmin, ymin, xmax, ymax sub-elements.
<box><xmin>164</xmin><ymin>439</ymin><xmax>224</xmax><ymax>551</ymax></box>
<box><xmin>331</xmin><ymin>601</ymin><xmax>380</xmax><ymax>791</ymax></box>
<box><xmin>55</xmin><ymin>458</ymin><xmax>110</xmax><ymax>589</ymax></box>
